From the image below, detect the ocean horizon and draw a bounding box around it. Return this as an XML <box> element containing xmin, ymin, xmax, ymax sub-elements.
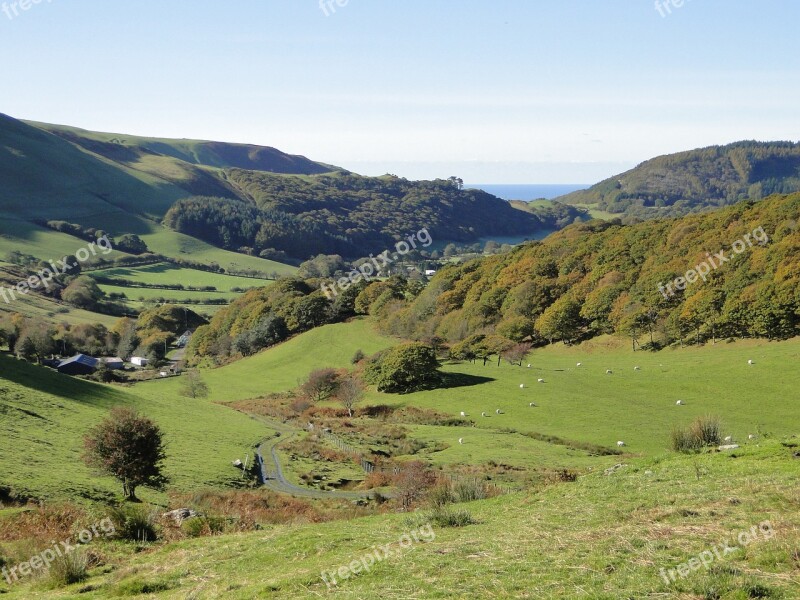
<box><xmin>466</xmin><ymin>183</ymin><xmax>588</xmax><ymax>200</ymax></box>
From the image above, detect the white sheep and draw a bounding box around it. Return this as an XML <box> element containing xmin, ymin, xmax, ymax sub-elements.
<box><xmin>576</xmin><ymin>362</ymin><xmax>582</xmax><ymax>367</ymax></box>
<box><xmin>676</xmin><ymin>400</ymin><xmax>684</xmax><ymax>406</ymax></box>
<box><xmin>606</xmin><ymin>369</ymin><xmax>613</xmax><ymax>375</ymax></box>
<box><xmin>519</xmin><ymin>384</ymin><xmax>525</xmax><ymax>389</ymax></box>
<box><xmin>460</xmin><ymin>411</ymin><xmax>466</xmax><ymax>417</ymax></box>
<box><xmin>748</xmin><ymin>434</ymin><xmax>756</xmax><ymax>440</ymax></box>
<box><xmin>495</xmin><ymin>409</ymin><xmax>502</xmax><ymax>414</ymax></box>
<box><xmin>724</xmin><ymin>436</ymin><xmax>732</xmax><ymax>442</ymax></box>
<box><xmin>538</xmin><ymin>378</ymin><xmax>545</xmax><ymax>383</ymax></box>
<box><xmin>481</xmin><ymin>412</ymin><xmax>487</xmax><ymax>417</ymax></box>
<box><xmin>634</xmin><ymin>366</ymin><xmax>641</xmax><ymax>371</ymax></box>
<box><xmin>527</xmin><ymin>364</ymin><xmax>531</xmax><ymax>368</ymax></box>
<box><xmin>748</xmin><ymin>359</ymin><xmax>754</xmax><ymax>365</ymax></box>
<box><xmin>617</xmin><ymin>441</ymin><xmax>626</xmax><ymax>447</ymax></box>
<box><xmin>529</xmin><ymin>402</ymin><xmax>536</xmax><ymax>407</ymax></box>
<box><xmin>458</xmin><ymin>438</ymin><xmax>464</xmax><ymax>445</ymax></box>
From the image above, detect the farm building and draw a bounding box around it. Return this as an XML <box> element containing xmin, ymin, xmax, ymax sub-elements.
<box><xmin>131</xmin><ymin>356</ymin><xmax>149</xmax><ymax>367</ymax></box>
<box><xmin>57</xmin><ymin>354</ymin><xmax>99</xmax><ymax>376</ymax></box>
<box><xmin>102</xmin><ymin>357</ymin><xmax>124</xmax><ymax>370</ymax></box>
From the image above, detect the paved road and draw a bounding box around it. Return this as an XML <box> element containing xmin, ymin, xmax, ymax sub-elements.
<box><xmin>252</xmin><ymin>416</ymin><xmax>388</xmax><ymax>500</ymax></box>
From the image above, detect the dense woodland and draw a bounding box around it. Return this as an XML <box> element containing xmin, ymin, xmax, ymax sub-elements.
<box><xmin>164</xmin><ymin>173</ymin><xmax>572</xmax><ymax>259</ymax></box>
<box><xmin>189</xmin><ymin>193</ymin><xmax>800</xmax><ymax>364</ymax></box>
<box><xmin>559</xmin><ymin>142</ymin><xmax>800</xmax><ymax>220</ymax></box>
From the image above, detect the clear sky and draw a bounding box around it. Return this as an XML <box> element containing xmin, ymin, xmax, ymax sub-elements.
<box><xmin>2</xmin><ymin>0</ymin><xmax>798</xmax><ymax>183</ymax></box>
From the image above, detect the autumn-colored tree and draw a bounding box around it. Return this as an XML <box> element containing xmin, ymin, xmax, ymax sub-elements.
<box><xmin>83</xmin><ymin>408</ymin><xmax>167</xmax><ymax>501</ymax></box>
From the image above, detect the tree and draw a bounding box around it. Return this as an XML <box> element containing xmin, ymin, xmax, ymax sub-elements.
<box><xmin>299</xmin><ymin>368</ymin><xmax>340</xmax><ymax>402</ymax></box>
<box><xmin>336</xmin><ymin>376</ymin><xmax>364</xmax><ymax>417</ymax></box>
<box><xmin>395</xmin><ymin>461</ymin><xmax>437</xmax><ymax>510</ymax></box>
<box><xmin>83</xmin><ymin>407</ymin><xmax>167</xmax><ymax>501</ymax></box>
<box><xmin>179</xmin><ymin>369</ymin><xmax>209</xmax><ymax>399</ymax></box>
<box><xmin>15</xmin><ymin>322</ymin><xmax>55</xmax><ymax>362</ymax></box>
<box><xmin>535</xmin><ymin>295</ymin><xmax>583</xmax><ymax>344</ymax></box>
<box><xmin>61</xmin><ymin>276</ymin><xmax>103</xmax><ymax>310</ymax></box>
<box><xmin>501</xmin><ymin>342</ymin><xmax>532</xmax><ymax>366</ymax></box>
<box><xmin>364</xmin><ymin>343</ymin><xmax>440</xmax><ymax>393</ymax></box>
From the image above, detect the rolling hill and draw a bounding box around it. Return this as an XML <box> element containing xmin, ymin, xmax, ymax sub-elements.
<box><xmin>0</xmin><ymin>115</ymin><xmax>558</xmax><ymax>263</ymax></box>
<box><xmin>557</xmin><ymin>141</ymin><xmax>800</xmax><ymax>220</ymax></box>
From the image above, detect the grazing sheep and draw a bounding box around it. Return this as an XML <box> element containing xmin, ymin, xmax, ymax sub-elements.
<box><xmin>576</xmin><ymin>362</ymin><xmax>582</xmax><ymax>367</ymax></box>
<box><xmin>724</xmin><ymin>436</ymin><xmax>732</xmax><ymax>442</ymax></box>
<box><xmin>460</xmin><ymin>411</ymin><xmax>466</xmax><ymax>417</ymax></box>
<box><xmin>520</xmin><ymin>384</ymin><xmax>525</xmax><ymax>389</ymax></box>
<box><xmin>748</xmin><ymin>359</ymin><xmax>754</xmax><ymax>365</ymax></box>
<box><xmin>458</xmin><ymin>438</ymin><xmax>464</xmax><ymax>445</ymax></box>
<box><xmin>529</xmin><ymin>402</ymin><xmax>536</xmax><ymax>407</ymax></box>
<box><xmin>606</xmin><ymin>369</ymin><xmax>613</xmax><ymax>375</ymax></box>
<box><xmin>617</xmin><ymin>441</ymin><xmax>626</xmax><ymax>447</ymax></box>
<box><xmin>634</xmin><ymin>366</ymin><xmax>641</xmax><ymax>371</ymax></box>
<box><xmin>496</xmin><ymin>409</ymin><xmax>502</xmax><ymax>414</ymax></box>
<box><xmin>748</xmin><ymin>434</ymin><xmax>756</xmax><ymax>440</ymax></box>
<box><xmin>527</xmin><ymin>364</ymin><xmax>532</xmax><ymax>368</ymax></box>
<box><xmin>481</xmin><ymin>412</ymin><xmax>487</xmax><ymax>417</ymax></box>
<box><xmin>538</xmin><ymin>378</ymin><xmax>545</xmax><ymax>383</ymax></box>
<box><xmin>676</xmin><ymin>400</ymin><xmax>684</xmax><ymax>405</ymax></box>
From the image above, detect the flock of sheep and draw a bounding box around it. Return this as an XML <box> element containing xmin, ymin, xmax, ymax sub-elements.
<box><xmin>456</xmin><ymin>359</ymin><xmax>759</xmax><ymax>448</ymax></box>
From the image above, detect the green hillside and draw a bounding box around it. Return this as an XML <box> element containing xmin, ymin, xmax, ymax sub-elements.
<box><xmin>30</xmin><ymin>121</ymin><xmax>340</xmax><ymax>175</ymax></box>
<box><xmin>557</xmin><ymin>141</ymin><xmax>800</xmax><ymax>220</ymax></box>
<box><xmin>0</xmin><ymin>353</ymin><xmax>270</xmax><ymax>503</ymax></box>
<box><xmin>2</xmin><ymin>438</ymin><xmax>798</xmax><ymax>598</ymax></box>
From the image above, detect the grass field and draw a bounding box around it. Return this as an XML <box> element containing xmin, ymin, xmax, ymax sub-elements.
<box><xmin>3</xmin><ymin>439</ymin><xmax>797</xmax><ymax>598</ymax></box>
<box><xmin>0</xmin><ymin>354</ymin><xmax>272</xmax><ymax>505</ymax></box>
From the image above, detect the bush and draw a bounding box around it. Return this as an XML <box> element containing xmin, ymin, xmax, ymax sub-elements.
<box><xmin>428</xmin><ymin>506</ymin><xmax>475</xmax><ymax>528</ymax></box>
<box><xmin>181</xmin><ymin>516</ymin><xmax>226</xmax><ymax>538</ymax></box>
<box><xmin>427</xmin><ymin>484</ymin><xmax>454</xmax><ymax>508</ymax></box>
<box><xmin>452</xmin><ymin>479</ymin><xmax>488</xmax><ymax>503</ymax></box>
<box><xmin>364</xmin><ymin>343</ymin><xmax>441</xmax><ymax>393</ymax></box>
<box><xmin>107</xmin><ymin>505</ymin><xmax>159</xmax><ymax>542</ymax></box>
<box><xmin>351</xmin><ymin>349</ymin><xmax>365</xmax><ymax>364</ymax></box>
<box><xmin>671</xmin><ymin>416</ymin><xmax>723</xmax><ymax>453</ymax></box>
<box><xmin>46</xmin><ymin>550</ymin><xmax>89</xmax><ymax>588</ymax></box>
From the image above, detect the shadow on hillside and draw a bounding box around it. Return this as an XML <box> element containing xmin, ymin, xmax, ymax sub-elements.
<box><xmin>0</xmin><ymin>353</ymin><xmax>132</xmax><ymax>407</ymax></box>
<box><xmin>438</xmin><ymin>372</ymin><xmax>496</xmax><ymax>389</ymax></box>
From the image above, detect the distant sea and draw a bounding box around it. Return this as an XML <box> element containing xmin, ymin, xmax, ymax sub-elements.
<box><xmin>466</xmin><ymin>184</ymin><xmax>587</xmax><ymax>200</ymax></box>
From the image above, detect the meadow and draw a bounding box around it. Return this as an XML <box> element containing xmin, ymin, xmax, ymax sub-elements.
<box><xmin>3</xmin><ymin>440</ymin><xmax>797</xmax><ymax>598</ymax></box>
<box><xmin>0</xmin><ymin>354</ymin><xmax>271</xmax><ymax>505</ymax></box>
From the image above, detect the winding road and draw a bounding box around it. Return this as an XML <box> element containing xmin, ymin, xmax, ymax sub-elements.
<box><xmin>251</xmin><ymin>416</ymin><xmax>389</xmax><ymax>500</ymax></box>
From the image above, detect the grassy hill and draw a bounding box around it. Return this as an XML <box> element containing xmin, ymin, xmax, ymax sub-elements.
<box><xmin>2</xmin><ymin>439</ymin><xmax>797</xmax><ymax>598</ymax></box>
<box><xmin>0</xmin><ymin>353</ymin><xmax>271</xmax><ymax>504</ymax></box>
<box><xmin>557</xmin><ymin>141</ymin><xmax>800</xmax><ymax>220</ymax></box>
<box><xmin>30</xmin><ymin>121</ymin><xmax>340</xmax><ymax>176</ymax></box>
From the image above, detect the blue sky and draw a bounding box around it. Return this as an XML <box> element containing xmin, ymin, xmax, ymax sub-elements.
<box><xmin>2</xmin><ymin>0</ymin><xmax>798</xmax><ymax>183</ymax></box>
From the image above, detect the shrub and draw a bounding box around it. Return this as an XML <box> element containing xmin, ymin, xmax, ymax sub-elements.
<box><xmin>46</xmin><ymin>550</ymin><xmax>89</xmax><ymax>588</ymax></box>
<box><xmin>351</xmin><ymin>349</ymin><xmax>365</xmax><ymax>364</ymax></box>
<box><xmin>364</xmin><ymin>343</ymin><xmax>441</xmax><ymax>393</ymax></box>
<box><xmin>428</xmin><ymin>506</ymin><xmax>475</xmax><ymax>528</ymax></box>
<box><xmin>427</xmin><ymin>484</ymin><xmax>454</xmax><ymax>508</ymax></box>
<box><xmin>452</xmin><ymin>479</ymin><xmax>488</xmax><ymax>503</ymax></box>
<box><xmin>671</xmin><ymin>416</ymin><xmax>723</xmax><ymax>453</ymax></box>
<box><xmin>107</xmin><ymin>505</ymin><xmax>159</xmax><ymax>542</ymax></box>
